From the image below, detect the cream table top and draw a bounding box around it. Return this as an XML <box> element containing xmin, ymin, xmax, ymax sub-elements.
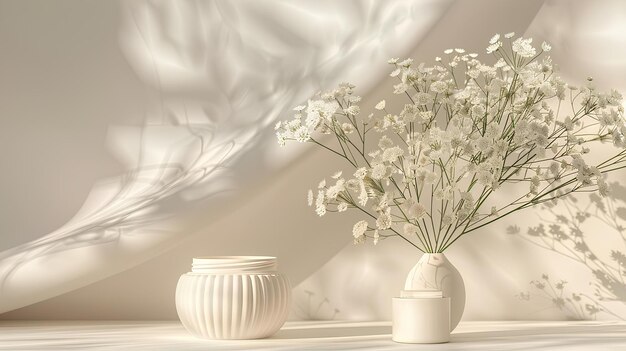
<box><xmin>1</xmin><ymin>320</ymin><xmax>625</xmax><ymax>350</ymax></box>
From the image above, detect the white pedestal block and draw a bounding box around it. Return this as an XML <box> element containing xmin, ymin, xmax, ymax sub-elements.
<box><xmin>392</xmin><ymin>293</ymin><xmax>450</xmax><ymax>344</ymax></box>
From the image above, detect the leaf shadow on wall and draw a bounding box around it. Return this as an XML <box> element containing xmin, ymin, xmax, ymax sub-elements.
<box><xmin>510</xmin><ymin>181</ymin><xmax>626</xmax><ymax>320</ymax></box>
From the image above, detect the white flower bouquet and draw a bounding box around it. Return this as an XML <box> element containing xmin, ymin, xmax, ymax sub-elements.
<box><xmin>276</xmin><ymin>33</ymin><xmax>626</xmax><ymax>253</ymax></box>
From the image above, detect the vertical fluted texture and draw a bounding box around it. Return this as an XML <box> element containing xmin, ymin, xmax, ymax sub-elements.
<box><xmin>176</xmin><ymin>273</ymin><xmax>291</xmax><ymax>339</ymax></box>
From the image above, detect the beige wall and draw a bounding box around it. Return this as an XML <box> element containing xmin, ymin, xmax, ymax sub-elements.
<box><xmin>2</xmin><ymin>0</ymin><xmax>626</xmax><ymax>321</ymax></box>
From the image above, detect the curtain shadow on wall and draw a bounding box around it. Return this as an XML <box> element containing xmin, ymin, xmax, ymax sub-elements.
<box><xmin>0</xmin><ymin>0</ymin><xmax>453</xmax><ymax>316</ymax></box>
<box><xmin>0</xmin><ymin>120</ymin><xmax>246</xmax><ymax>313</ymax></box>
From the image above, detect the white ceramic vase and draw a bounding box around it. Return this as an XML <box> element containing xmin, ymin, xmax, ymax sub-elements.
<box><xmin>404</xmin><ymin>253</ymin><xmax>465</xmax><ymax>331</ymax></box>
<box><xmin>175</xmin><ymin>256</ymin><xmax>291</xmax><ymax>339</ymax></box>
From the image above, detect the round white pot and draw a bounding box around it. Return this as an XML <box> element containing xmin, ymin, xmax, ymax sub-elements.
<box><xmin>175</xmin><ymin>256</ymin><xmax>291</xmax><ymax>339</ymax></box>
<box><xmin>404</xmin><ymin>253</ymin><xmax>465</xmax><ymax>331</ymax></box>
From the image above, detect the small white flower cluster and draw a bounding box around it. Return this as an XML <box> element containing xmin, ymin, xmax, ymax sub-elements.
<box><xmin>278</xmin><ymin>34</ymin><xmax>626</xmax><ymax>253</ymax></box>
<box><xmin>276</xmin><ymin>83</ymin><xmax>360</xmax><ymax>146</ymax></box>
<box><xmin>487</xmin><ymin>32</ymin><xmax>551</xmax><ymax>60</ymax></box>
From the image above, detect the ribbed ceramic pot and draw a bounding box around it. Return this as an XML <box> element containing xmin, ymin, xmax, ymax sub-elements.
<box><xmin>175</xmin><ymin>256</ymin><xmax>291</xmax><ymax>339</ymax></box>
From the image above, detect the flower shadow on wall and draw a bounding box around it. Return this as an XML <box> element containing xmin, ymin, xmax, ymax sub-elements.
<box><xmin>510</xmin><ymin>180</ymin><xmax>626</xmax><ymax>320</ymax></box>
<box><xmin>291</xmin><ymin>290</ymin><xmax>340</xmax><ymax>321</ymax></box>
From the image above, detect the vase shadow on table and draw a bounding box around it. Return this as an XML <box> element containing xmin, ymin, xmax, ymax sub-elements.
<box><xmin>272</xmin><ymin>323</ymin><xmax>391</xmax><ymax>339</ymax></box>
<box><xmin>451</xmin><ymin>323</ymin><xmax>626</xmax><ymax>349</ymax></box>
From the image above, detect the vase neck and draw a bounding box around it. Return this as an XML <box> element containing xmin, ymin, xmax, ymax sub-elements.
<box><xmin>422</xmin><ymin>253</ymin><xmax>446</xmax><ymax>258</ymax></box>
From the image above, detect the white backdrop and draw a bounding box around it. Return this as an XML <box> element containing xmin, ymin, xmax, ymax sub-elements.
<box><xmin>1</xmin><ymin>0</ymin><xmax>626</xmax><ymax>321</ymax></box>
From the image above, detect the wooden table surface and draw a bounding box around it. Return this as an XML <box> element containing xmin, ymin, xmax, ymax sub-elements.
<box><xmin>1</xmin><ymin>320</ymin><xmax>625</xmax><ymax>350</ymax></box>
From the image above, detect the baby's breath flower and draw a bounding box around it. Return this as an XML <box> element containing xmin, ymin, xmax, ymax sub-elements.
<box><xmin>352</xmin><ymin>220</ymin><xmax>368</xmax><ymax>239</ymax></box>
<box><xmin>358</xmin><ymin>181</ymin><xmax>368</xmax><ymax>206</ymax></box>
<box><xmin>467</xmin><ymin>69</ymin><xmax>480</xmax><ymax>79</ymax></box>
<box><xmin>486</xmin><ymin>42</ymin><xmax>501</xmax><ymax>54</ymax></box>
<box><xmin>393</xmin><ymin>82</ymin><xmax>408</xmax><ymax>94</ymax></box>
<box><xmin>341</xmin><ymin>123</ymin><xmax>355</xmax><ymax>134</ymax></box>
<box><xmin>512</xmin><ymin>37</ymin><xmax>536</xmax><ymax>58</ymax></box>
<box><xmin>414</xmin><ymin>92</ymin><xmax>434</xmax><ymax>105</ymax></box>
<box><xmin>370</xmin><ymin>163</ymin><xmax>388</xmax><ymax>180</ymax></box>
<box><xmin>315</xmin><ymin>190</ymin><xmax>326</xmax><ymax>216</ymax></box>
<box><xmin>382</xmin><ymin>146</ymin><xmax>404</xmax><ymax>163</ymax></box>
<box><xmin>442</xmin><ymin>213</ymin><xmax>457</xmax><ymax>226</ymax></box>
<box><xmin>434</xmin><ymin>188</ymin><xmax>444</xmax><ymax>200</ymax></box>
<box><xmin>375</xmin><ymin>100</ymin><xmax>386</xmax><ymax>110</ymax></box>
<box><xmin>294</xmin><ymin>126</ymin><xmax>311</xmax><ymax>142</ymax></box>
<box><xmin>307</xmin><ymin>99</ymin><xmax>337</xmax><ymax>120</ymax></box>
<box><xmin>278</xmin><ymin>33</ymin><xmax>626</xmax><ymax>254</ymax></box>
<box><xmin>489</xmin><ymin>33</ymin><xmax>500</xmax><ymax>44</ymax></box>
<box><xmin>407</xmin><ymin>203</ymin><xmax>426</xmax><ymax>220</ymax></box>
<box><xmin>346</xmin><ymin>179</ymin><xmax>360</xmax><ymax>192</ymax></box>
<box><xmin>315</xmin><ymin>204</ymin><xmax>326</xmax><ymax>216</ymax></box>
<box><xmin>494</xmin><ymin>59</ymin><xmax>507</xmax><ymax>69</ymax></box>
<box><xmin>477</xmin><ymin>170</ymin><xmax>494</xmax><ymax>186</ymax></box>
<box><xmin>403</xmin><ymin>223</ymin><xmax>418</xmax><ymax>236</ymax></box>
<box><xmin>419</xmin><ymin>111</ymin><xmax>433</xmax><ymax>122</ymax></box>
<box><xmin>276</xmin><ymin>132</ymin><xmax>286</xmax><ymax>147</ymax></box>
<box><xmin>369</xmin><ymin>150</ymin><xmax>381</xmax><ymax>159</ymax></box>
<box><xmin>376</xmin><ymin>208</ymin><xmax>392</xmax><ymax>230</ymax></box>
<box><xmin>347</xmin><ymin>95</ymin><xmax>362</xmax><ymax>103</ymax></box>
<box><xmin>326</xmin><ymin>179</ymin><xmax>345</xmax><ymax>200</ymax></box>
<box><xmin>344</xmin><ymin>105</ymin><xmax>360</xmax><ymax>115</ymax></box>
<box><xmin>286</xmin><ymin>119</ymin><xmax>301</xmax><ymax>131</ymax></box>
<box><xmin>430</xmin><ymin>80</ymin><xmax>448</xmax><ymax>94</ymax></box>
<box><xmin>424</xmin><ymin>170</ymin><xmax>438</xmax><ymax>184</ymax></box>
<box><xmin>354</xmin><ymin>167</ymin><xmax>367</xmax><ymax>180</ymax></box>
<box><xmin>378</xmin><ymin>135</ymin><xmax>394</xmax><ymax>149</ymax></box>
<box><xmin>540</xmin><ymin>81</ymin><xmax>556</xmax><ymax>97</ymax></box>
<box><xmin>398</xmin><ymin>58</ymin><xmax>413</xmax><ymax>67</ymax></box>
